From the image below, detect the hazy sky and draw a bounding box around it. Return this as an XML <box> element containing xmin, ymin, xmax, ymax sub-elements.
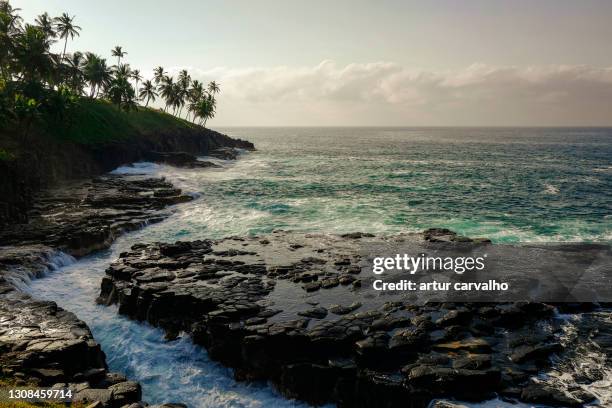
<box><xmin>19</xmin><ymin>0</ymin><xmax>612</xmax><ymax>126</ymax></box>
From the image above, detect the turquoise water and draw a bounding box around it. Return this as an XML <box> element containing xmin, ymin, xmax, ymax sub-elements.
<box><xmin>26</xmin><ymin>127</ymin><xmax>612</xmax><ymax>407</ymax></box>
<box><xmin>154</xmin><ymin>127</ymin><xmax>611</xmax><ymax>242</ymax></box>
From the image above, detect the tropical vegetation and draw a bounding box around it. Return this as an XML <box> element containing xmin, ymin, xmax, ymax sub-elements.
<box><xmin>0</xmin><ymin>0</ymin><xmax>219</xmax><ymax>139</ymax></box>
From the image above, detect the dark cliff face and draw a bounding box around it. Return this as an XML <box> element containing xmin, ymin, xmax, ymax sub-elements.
<box><xmin>0</xmin><ymin>127</ymin><xmax>254</xmax><ymax>226</ymax></box>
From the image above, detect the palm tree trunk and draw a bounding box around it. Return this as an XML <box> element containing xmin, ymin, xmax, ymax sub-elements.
<box><xmin>62</xmin><ymin>37</ymin><xmax>68</xmax><ymax>59</ymax></box>
<box><xmin>145</xmin><ymin>98</ymin><xmax>150</xmax><ymax>107</ymax></box>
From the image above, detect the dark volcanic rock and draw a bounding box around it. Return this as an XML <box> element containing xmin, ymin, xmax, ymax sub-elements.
<box><xmin>0</xmin><ymin>173</ymin><xmax>201</xmax><ymax>408</ymax></box>
<box><xmin>144</xmin><ymin>151</ymin><xmax>220</xmax><ymax>169</ymax></box>
<box><xmin>298</xmin><ymin>307</ymin><xmax>328</xmax><ymax>319</ymax></box>
<box><xmin>0</xmin><ymin>125</ymin><xmax>254</xmax><ymax>226</ymax></box>
<box><xmin>208</xmin><ymin>147</ymin><xmax>241</xmax><ymax>160</ymax></box>
<box><xmin>96</xmin><ymin>230</ymin><xmax>602</xmax><ymax>407</ymax></box>
<box><xmin>0</xmin><ymin>175</ymin><xmax>192</xmax><ymax>256</ymax></box>
<box><xmin>520</xmin><ymin>382</ymin><xmax>582</xmax><ymax>407</ymax></box>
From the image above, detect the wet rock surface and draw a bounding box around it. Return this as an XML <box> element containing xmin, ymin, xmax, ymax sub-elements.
<box><xmin>0</xmin><ymin>273</ymin><xmax>146</xmax><ymax>408</ymax></box>
<box><xmin>143</xmin><ymin>151</ymin><xmax>220</xmax><ymax>169</ymax></box>
<box><xmin>98</xmin><ymin>230</ymin><xmax>611</xmax><ymax>407</ymax></box>
<box><xmin>0</xmin><ymin>174</ymin><xmax>196</xmax><ymax>407</ymax></box>
<box><xmin>0</xmin><ymin>175</ymin><xmax>193</xmax><ymax>257</ymax></box>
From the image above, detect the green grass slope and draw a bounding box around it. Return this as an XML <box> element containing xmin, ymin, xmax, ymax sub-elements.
<box><xmin>48</xmin><ymin>99</ymin><xmax>197</xmax><ymax>145</ymax></box>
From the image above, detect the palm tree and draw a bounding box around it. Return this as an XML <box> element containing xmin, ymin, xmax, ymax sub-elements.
<box><xmin>111</xmin><ymin>46</ymin><xmax>126</xmax><ymax>65</ymax></box>
<box><xmin>139</xmin><ymin>80</ymin><xmax>157</xmax><ymax>107</ymax></box>
<box><xmin>106</xmin><ymin>75</ymin><xmax>136</xmax><ymax>111</ymax></box>
<box><xmin>83</xmin><ymin>52</ymin><xmax>112</xmax><ymax>98</ymax></box>
<box><xmin>193</xmin><ymin>93</ymin><xmax>216</xmax><ymax>127</ymax></box>
<box><xmin>12</xmin><ymin>24</ymin><xmax>55</xmax><ymax>83</ymax></box>
<box><xmin>178</xmin><ymin>69</ymin><xmax>190</xmax><ymax>87</ymax></box>
<box><xmin>35</xmin><ymin>12</ymin><xmax>55</xmax><ymax>39</ymax></box>
<box><xmin>54</xmin><ymin>13</ymin><xmax>81</xmax><ymax>59</ymax></box>
<box><xmin>159</xmin><ymin>76</ymin><xmax>175</xmax><ymax>112</ymax></box>
<box><xmin>203</xmin><ymin>93</ymin><xmax>216</xmax><ymax>126</ymax></box>
<box><xmin>0</xmin><ymin>1</ymin><xmax>22</xmax><ymax>78</ymax></box>
<box><xmin>66</xmin><ymin>51</ymin><xmax>85</xmax><ymax>94</ymax></box>
<box><xmin>153</xmin><ymin>66</ymin><xmax>165</xmax><ymax>84</ymax></box>
<box><xmin>114</xmin><ymin>63</ymin><xmax>131</xmax><ymax>79</ymax></box>
<box><xmin>131</xmin><ymin>69</ymin><xmax>142</xmax><ymax>99</ymax></box>
<box><xmin>0</xmin><ymin>1</ymin><xmax>21</xmax><ymax>21</ymax></box>
<box><xmin>186</xmin><ymin>80</ymin><xmax>203</xmax><ymax>121</ymax></box>
<box><xmin>177</xmin><ymin>69</ymin><xmax>190</xmax><ymax>117</ymax></box>
<box><xmin>208</xmin><ymin>80</ymin><xmax>220</xmax><ymax>95</ymax></box>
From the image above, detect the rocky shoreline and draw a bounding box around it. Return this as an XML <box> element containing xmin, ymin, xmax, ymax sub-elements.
<box><xmin>1</xmin><ymin>144</ymin><xmax>609</xmax><ymax>408</ymax></box>
<box><xmin>0</xmin><ymin>125</ymin><xmax>254</xmax><ymax>226</ymax></box>
<box><xmin>0</xmin><ymin>145</ymin><xmax>247</xmax><ymax>408</ymax></box>
<box><xmin>97</xmin><ymin>231</ymin><xmax>610</xmax><ymax>407</ymax></box>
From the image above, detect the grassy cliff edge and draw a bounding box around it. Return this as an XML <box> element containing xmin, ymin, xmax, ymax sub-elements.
<box><xmin>0</xmin><ymin>100</ymin><xmax>253</xmax><ymax>225</ymax></box>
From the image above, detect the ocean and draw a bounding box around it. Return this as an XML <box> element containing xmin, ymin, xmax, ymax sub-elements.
<box><xmin>27</xmin><ymin>127</ymin><xmax>612</xmax><ymax>407</ymax></box>
<box><xmin>148</xmin><ymin>127</ymin><xmax>612</xmax><ymax>243</ymax></box>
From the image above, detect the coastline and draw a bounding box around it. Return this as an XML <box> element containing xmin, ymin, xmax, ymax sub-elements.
<box><xmin>1</xmin><ymin>136</ymin><xmax>610</xmax><ymax>408</ymax></box>
<box><xmin>96</xmin><ymin>230</ymin><xmax>609</xmax><ymax>408</ymax></box>
<box><xmin>0</xmin><ymin>114</ymin><xmax>254</xmax><ymax>226</ymax></box>
<box><xmin>0</xmin><ymin>132</ymin><xmax>250</xmax><ymax>407</ymax></box>
<box><xmin>1</xmin><ymin>1</ymin><xmax>610</xmax><ymax>406</ymax></box>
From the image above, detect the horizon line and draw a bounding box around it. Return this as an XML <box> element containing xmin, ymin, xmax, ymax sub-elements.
<box><xmin>212</xmin><ymin>125</ymin><xmax>612</xmax><ymax>129</ymax></box>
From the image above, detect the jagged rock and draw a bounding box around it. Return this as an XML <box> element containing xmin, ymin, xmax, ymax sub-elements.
<box><xmin>208</xmin><ymin>147</ymin><xmax>239</xmax><ymax>160</ymax></box>
<box><xmin>144</xmin><ymin>151</ymin><xmax>220</xmax><ymax>169</ymax></box>
<box><xmin>429</xmin><ymin>401</ymin><xmax>470</xmax><ymax>408</ymax></box>
<box><xmin>389</xmin><ymin>327</ymin><xmax>429</xmax><ymax>351</ymax></box>
<box><xmin>0</xmin><ymin>176</ymin><xmax>193</xmax><ymax>257</ymax></box>
<box><xmin>109</xmin><ymin>381</ymin><xmax>142</xmax><ymax>406</ymax></box>
<box><xmin>432</xmin><ymin>338</ymin><xmax>492</xmax><ymax>353</ymax></box>
<box><xmin>89</xmin><ymin>228</ymin><xmax>606</xmax><ymax>408</ymax></box>
<box><xmin>0</xmin><ymin>174</ymin><xmax>205</xmax><ymax>408</ymax></box>
<box><xmin>451</xmin><ymin>354</ymin><xmax>491</xmax><ymax>370</ymax></box>
<box><xmin>520</xmin><ymin>382</ymin><xmax>582</xmax><ymax>407</ymax></box>
<box><xmin>435</xmin><ymin>309</ymin><xmax>472</xmax><ymax>326</ymax></box>
<box><xmin>405</xmin><ymin>365</ymin><xmax>501</xmax><ymax>398</ymax></box>
<box><xmin>298</xmin><ymin>307</ymin><xmax>328</xmax><ymax>319</ymax></box>
<box><xmin>340</xmin><ymin>232</ymin><xmax>375</xmax><ymax>239</ymax></box>
<box><xmin>74</xmin><ymin>388</ymin><xmax>113</xmax><ymax>407</ymax></box>
<box><xmin>510</xmin><ymin>342</ymin><xmax>562</xmax><ymax>363</ymax></box>
<box><xmin>329</xmin><ymin>302</ymin><xmax>361</xmax><ymax>315</ymax></box>
<box><xmin>302</xmin><ymin>282</ymin><xmax>321</xmax><ymax>292</ymax></box>
<box><xmin>321</xmin><ymin>277</ymin><xmax>339</xmax><ymax>289</ymax></box>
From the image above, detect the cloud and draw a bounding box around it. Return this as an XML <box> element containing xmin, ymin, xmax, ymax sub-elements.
<box><xmin>168</xmin><ymin>61</ymin><xmax>612</xmax><ymax>125</ymax></box>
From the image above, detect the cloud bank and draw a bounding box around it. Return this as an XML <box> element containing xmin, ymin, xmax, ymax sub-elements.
<box><xmin>170</xmin><ymin>61</ymin><xmax>612</xmax><ymax>126</ymax></box>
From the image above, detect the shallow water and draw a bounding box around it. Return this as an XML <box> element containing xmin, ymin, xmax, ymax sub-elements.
<box><xmin>27</xmin><ymin>239</ymin><xmax>313</xmax><ymax>408</ymax></box>
<box><xmin>26</xmin><ymin>127</ymin><xmax>612</xmax><ymax>407</ymax></box>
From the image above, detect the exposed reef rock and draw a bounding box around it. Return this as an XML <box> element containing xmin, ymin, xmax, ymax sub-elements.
<box><xmin>0</xmin><ymin>175</ymin><xmax>192</xmax><ymax>257</ymax></box>
<box><xmin>98</xmin><ymin>230</ymin><xmax>607</xmax><ymax>407</ymax></box>
<box><xmin>143</xmin><ymin>151</ymin><xmax>220</xmax><ymax>169</ymax></box>
<box><xmin>0</xmin><ymin>125</ymin><xmax>254</xmax><ymax>226</ymax></box>
<box><xmin>0</xmin><ymin>173</ymin><xmax>200</xmax><ymax>407</ymax></box>
<box><xmin>0</xmin><ymin>130</ymin><xmax>252</xmax><ymax>407</ymax></box>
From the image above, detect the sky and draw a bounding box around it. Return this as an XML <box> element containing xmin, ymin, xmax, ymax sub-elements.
<box><xmin>18</xmin><ymin>0</ymin><xmax>612</xmax><ymax>126</ymax></box>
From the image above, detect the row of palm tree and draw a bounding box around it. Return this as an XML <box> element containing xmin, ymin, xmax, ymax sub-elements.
<box><xmin>148</xmin><ymin>68</ymin><xmax>219</xmax><ymax>126</ymax></box>
<box><xmin>0</xmin><ymin>0</ymin><xmax>220</xmax><ymax>133</ymax></box>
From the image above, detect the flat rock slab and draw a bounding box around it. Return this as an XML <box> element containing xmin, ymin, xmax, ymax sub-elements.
<box><xmin>0</xmin><ymin>174</ymin><xmax>195</xmax><ymax>407</ymax></box>
<box><xmin>98</xmin><ymin>230</ymin><xmax>606</xmax><ymax>407</ymax></box>
<box><xmin>0</xmin><ymin>175</ymin><xmax>193</xmax><ymax>257</ymax></box>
